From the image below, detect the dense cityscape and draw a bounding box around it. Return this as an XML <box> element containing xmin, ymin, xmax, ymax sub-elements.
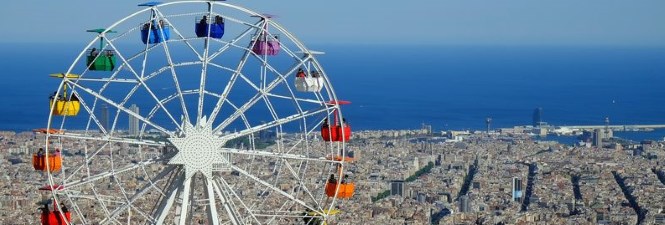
<box><xmin>2</xmin><ymin>112</ymin><xmax>665</xmax><ymax>224</ymax></box>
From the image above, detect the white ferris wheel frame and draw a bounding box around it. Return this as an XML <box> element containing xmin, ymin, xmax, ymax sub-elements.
<box><xmin>42</xmin><ymin>1</ymin><xmax>351</xmax><ymax>225</ymax></box>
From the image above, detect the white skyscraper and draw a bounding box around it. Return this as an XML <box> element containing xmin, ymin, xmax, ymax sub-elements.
<box><xmin>99</xmin><ymin>104</ymin><xmax>109</xmax><ymax>133</ymax></box>
<box><xmin>129</xmin><ymin>104</ymin><xmax>140</xmax><ymax>136</ymax></box>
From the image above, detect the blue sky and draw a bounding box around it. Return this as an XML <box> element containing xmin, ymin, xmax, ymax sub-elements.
<box><xmin>1</xmin><ymin>0</ymin><xmax>664</xmax><ymax>46</ymax></box>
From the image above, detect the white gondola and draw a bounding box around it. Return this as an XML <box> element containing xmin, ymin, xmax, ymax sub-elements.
<box><xmin>295</xmin><ymin>76</ymin><xmax>324</xmax><ymax>92</ymax></box>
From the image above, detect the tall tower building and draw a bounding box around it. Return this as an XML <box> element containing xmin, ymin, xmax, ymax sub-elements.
<box><xmin>390</xmin><ymin>180</ymin><xmax>404</xmax><ymax>197</ymax></box>
<box><xmin>532</xmin><ymin>107</ymin><xmax>543</xmax><ymax>127</ymax></box>
<box><xmin>512</xmin><ymin>177</ymin><xmax>523</xmax><ymax>202</ymax></box>
<box><xmin>458</xmin><ymin>195</ymin><xmax>471</xmax><ymax>213</ymax></box>
<box><xmin>129</xmin><ymin>104</ymin><xmax>140</xmax><ymax>136</ymax></box>
<box><xmin>99</xmin><ymin>104</ymin><xmax>110</xmax><ymax>132</ymax></box>
<box><xmin>593</xmin><ymin>129</ymin><xmax>605</xmax><ymax>147</ymax></box>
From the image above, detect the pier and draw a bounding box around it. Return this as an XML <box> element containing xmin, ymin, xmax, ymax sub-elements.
<box><xmin>558</xmin><ymin>124</ymin><xmax>665</xmax><ymax>131</ymax></box>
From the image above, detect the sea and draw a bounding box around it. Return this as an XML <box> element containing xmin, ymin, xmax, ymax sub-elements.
<box><xmin>1</xmin><ymin>43</ymin><xmax>665</xmax><ymax>142</ymax></box>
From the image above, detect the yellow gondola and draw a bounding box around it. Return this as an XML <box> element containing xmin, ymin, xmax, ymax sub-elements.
<box><xmin>304</xmin><ymin>209</ymin><xmax>340</xmax><ymax>225</ymax></box>
<box><xmin>49</xmin><ymin>73</ymin><xmax>81</xmax><ymax>116</ymax></box>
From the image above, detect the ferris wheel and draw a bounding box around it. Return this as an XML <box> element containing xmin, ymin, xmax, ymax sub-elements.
<box><xmin>35</xmin><ymin>1</ymin><xmax>355</xmax><ymax>224</ymax></box>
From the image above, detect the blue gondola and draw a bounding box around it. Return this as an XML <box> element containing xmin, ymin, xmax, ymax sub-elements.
<box><xmin>138</xmin><ymin>2</ymin><xmax>169</xmax><ymax>44</ymax></box>
<box><xmin>195</xmin><ymin>16</ymin><xmax>225</xmax><ymax>39</ymax></box>
<box><xmin>140</xmin><ymin>21</ymin><xmax>170</xmax><ymax>44</ymax></box>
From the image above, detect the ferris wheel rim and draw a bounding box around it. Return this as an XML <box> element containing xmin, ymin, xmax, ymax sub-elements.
<box><xmin>42</xmin><ymin>1</ymin><xmax>351</xmax><ymax>224</ymax></box>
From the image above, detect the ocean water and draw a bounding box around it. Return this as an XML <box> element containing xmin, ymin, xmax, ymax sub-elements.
<box><xmin>1</xmin><ymin>43</ymin><xmax>664</xmax><ymax>141</ymax></box>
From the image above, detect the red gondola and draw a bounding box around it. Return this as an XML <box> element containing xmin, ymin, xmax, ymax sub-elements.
<box><xmin>39</xmin><ymin>201</ymin><xmax>71</xmax><ymax>225</ymax></box>
<box><xmin>321</xmin><ymin>100</ymin><xmax>352</xmax><ymax>142</ymax></box>
<box><xmin>40</xmin><ymin>211</ymin><xmax>71</xmax><ymax>225</ymax></box>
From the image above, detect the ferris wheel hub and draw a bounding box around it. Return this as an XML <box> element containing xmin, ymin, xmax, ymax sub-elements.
<box><xmin>167</xmin><ymin>117</ymin><xmax>228</xmax><ymax>180</ymax></box>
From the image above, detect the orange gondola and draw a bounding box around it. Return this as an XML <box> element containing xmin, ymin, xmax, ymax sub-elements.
<box><xmin>326</xmin><ymin>155</ymin><xmax>354</xmax><ymax>162</ymax></box>
<box><xmin>325</xmin><ymin>182</ymin><xmax>355</xmax><ymax>199</ymax></box>
<box><xmin>33</xmin><ymin>154</ymin><xmax>62</xmax><ymax>172</ymax></box>
<box><xmin>32</xmin><ymin>128</ymin><xmax>64</xmax><ymax>134</ymax></box>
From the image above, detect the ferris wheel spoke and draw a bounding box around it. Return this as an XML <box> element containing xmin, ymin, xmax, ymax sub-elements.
<box><xmin>139</xmin><ymin>89</ymin><xmax>216</xmax><ymax>135</ymax></box>
<box><xmin>207</xmin><ymin>20</ymin><xmax>263</xmax><ymax>61</ymax></box>
<box><xmin>218</xmin><ymin>148</ymin><xmax>336</xmax><ymax>164</ymax></box>
<box><xmin>70</xmin><ymin>90</ymin><xmax>110</xmax><ymax>135</ymax></box>
<box><xmin>63</xmin><ymin>157</ymin><xmax>165</xmax><ymax>191</ymax></box>
<box><xmin>230</xmin><ymin>165</ymin><xmax>323</xmax><ymax>216</ymax></box>
<box><xmin>212</xmin><ymin>60</ymin><xmax>310</xmax><ymax>133</ymax></box>
<box><xmin>99</xmin><ymin>165</ymin><xmax>177</xmax><ymax>225</ymax></box>
<box><xmin>280</xmin><ymin>160</ymin><xmax>325</xmax><ymax>212</ymax></box>
<box><xmin>67</xmin><ymin>81</ymin><xmax>175</xmax><ymax>136</ymax></box>
<box><xmin>215</xmin><ymin>177</ymin><xmax>261</xmax><ymax>224</ymax></box>
<box><xmin>205</xmin><ymin>62</ymin><xmax>247</xmax><ymax>125</ymax></box>
<box><xmin>64</xmin><ymin>193</ymin><xmax>90</xmax><ymax>225</ymax></box>
<box><xmin>151</xmin><ymin>25</ymin><xmax>193</xmax><ymax>125</ymax></box>
<box><xmin>153</xmin><ymin>9</ymin><xmax>204</xmax><ymax>59</ymax></box>
<box><xmin>89</xmin><ymin>183</ymin><xmax>122</xmax><ymax>225</ymax></box>
<box><xmin>195</xmin><ymin>4</ymin><xmax>216</xmax><ymax>126</ymax></box>
<box><xmin>105</xmin><ymin>38</ymin><xmax>185</xmax><ymax>131</ymax></box>
<box><xmin>206</xmin><ymin>26</ymin><xmax>263</xmax><ymax>125</ymax></box>
<box><xmin>265</xmin><ymin>93</ymin><xmax>327</xmax><ymax>105</ymax></box>
<box><xmin>75</xmin><ymin>78</ymin><xmax>140</xmax><ymax>84</ymax></box>
<box><xmin>220</xmin><ymin>107</ymin><xmax>328</xmax><ymax>141</ymax></box>
<box><xmin>50</xmin><ymin>133</ymin><xmax>165</xmax><ymax>147</ymax></box>
<box><xmin>61</xmin><ymin>141</ymin><xmax>109</xmax><ymax>184</ymax></box>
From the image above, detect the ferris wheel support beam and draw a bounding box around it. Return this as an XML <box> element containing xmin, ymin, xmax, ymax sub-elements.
<box><xmin>177</xmin><ymin>177</ymin><xmax>193</xmax><ymax>225</ymax></box>
<box><xmin>99</xmin><ymin>166</ymin><xmax>177</xmax><ymax>225</ymax></box>
<box><xmin>204</xmin><ymin>178</ymin><xmax>222</xmax><ymax>225</ymax></box>
<box><xmin>216</xmin><ymin>177</ymin><xmax>261</xmax><ymax>224</ymax></box>
<box><xmin>211</xmin><ymin>179</ymin><xmax>243</xmax><ymax>225</ymax></box>
<box><xmin>154</xmin><ymin>172</ymin><xmax>185</xmax><ymax>225</ymax></box>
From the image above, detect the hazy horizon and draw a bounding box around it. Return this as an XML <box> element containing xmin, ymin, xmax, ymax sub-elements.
<box><xmin>1</xmin><ymin>0</ymin><xmax>664</xmax><ymax>46</ymax></box>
